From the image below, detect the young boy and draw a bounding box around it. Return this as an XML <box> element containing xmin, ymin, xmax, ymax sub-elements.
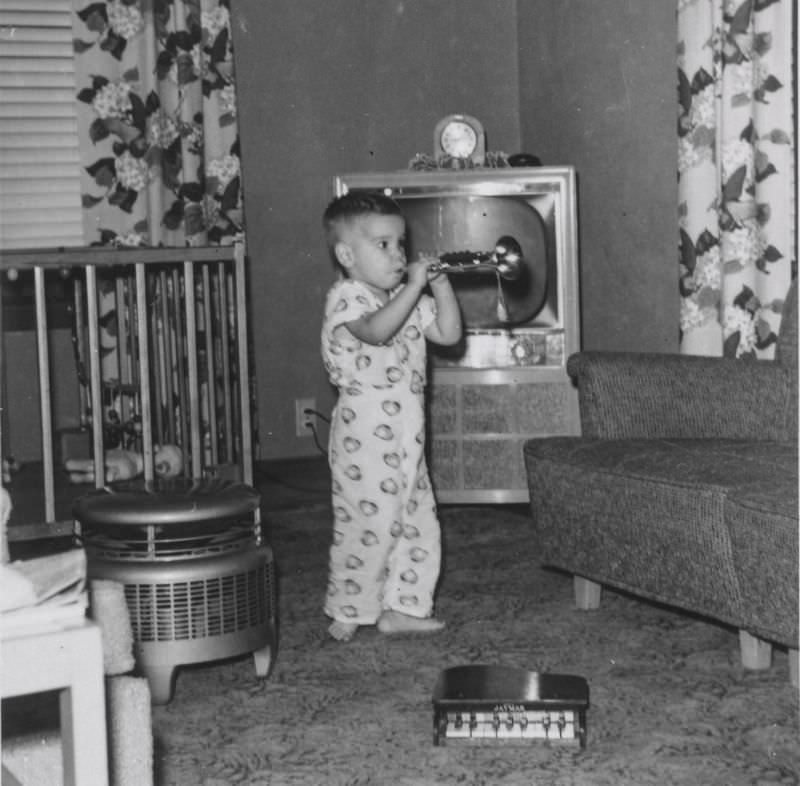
<box><xmin>320</xmin><ymin>192</ymin><xmax>462</xmax><ymax>641</ymax></box>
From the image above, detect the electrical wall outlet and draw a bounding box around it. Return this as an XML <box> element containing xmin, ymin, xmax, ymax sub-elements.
<box><xmin>295</xmin><ymin>397</ymin><xmax>317</xmax><ymax>437</ymax></box>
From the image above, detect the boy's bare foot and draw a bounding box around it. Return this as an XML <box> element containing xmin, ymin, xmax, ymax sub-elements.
<box><xmin>328</xmin><ymin>620</ymin><xmax>359</xmax><ymax>642</ymax></box>
<box><xmin>376</xmin><ymin>610</ymin><xmax>445</xmax><ymax>635</ymax></box>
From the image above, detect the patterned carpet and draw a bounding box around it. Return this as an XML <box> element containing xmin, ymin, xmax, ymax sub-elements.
<box><xmin>149</xmin><ymin>502</ymin><xmax>799</xmax><ymax>786</ymax></box>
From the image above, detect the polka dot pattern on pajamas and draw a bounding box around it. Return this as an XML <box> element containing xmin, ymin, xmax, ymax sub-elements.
<box><xmin>321</xmin><ymin>279</ymin><xmax>442</xmax><ymax>625</ymax></box>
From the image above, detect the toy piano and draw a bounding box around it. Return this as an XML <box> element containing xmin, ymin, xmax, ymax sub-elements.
<box><xmin>432</xmin><ymin>665</ymin><xmax>589</xmax><ymax>747</ymax></box>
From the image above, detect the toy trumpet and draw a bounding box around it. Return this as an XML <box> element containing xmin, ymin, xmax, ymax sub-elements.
<box><xmin>429</xmin><ymin>235</ymin><xmax>523</xmax><ymax>281</ymax></box>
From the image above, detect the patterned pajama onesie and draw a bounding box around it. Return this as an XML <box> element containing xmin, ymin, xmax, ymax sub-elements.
<box><xmin>321</xmin><ymin>278</ymin><xmax>441</xmax><ymax>625</ymax></box>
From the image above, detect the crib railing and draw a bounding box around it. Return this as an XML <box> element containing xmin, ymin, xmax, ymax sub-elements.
<box><xmin>0</xmin><ymin>242</ymin><xmax>254</xmax><ymax>535</ymax></box>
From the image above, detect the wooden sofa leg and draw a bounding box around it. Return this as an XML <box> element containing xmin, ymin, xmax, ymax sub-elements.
<box><xmin>789</xmin><ymin>649</ymin><xmax>798</xmax><ymax>687</ymax></box>
<box><xmin>739</xmin><ymin>630</ymin><xmax>772</xmax><ymax>670</ymax></box>
<box><xmin>574</xmin><ymin>577</ymin><xmax>601</xmax><ymax>610</ymax></box>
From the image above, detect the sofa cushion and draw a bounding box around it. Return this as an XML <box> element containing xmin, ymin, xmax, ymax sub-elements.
<box><xmin>725</xmin><ymin>480</ymin><xmax>799</xmax><ymax>647</ymax></box>
<box><xmin>524</xmin><ymin>437</ymin><xmax>797</xmax><ymax>634</ymax></box>
<box><xmin>775</xmin><ymin>278</ymin><xmax>798</xmax><ymax>438</ymax></box>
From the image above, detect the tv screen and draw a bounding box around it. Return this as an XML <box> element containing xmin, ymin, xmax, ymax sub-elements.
<box><xmin>332</xmin><ymin>167</ymin><xmax>579</xmax><ymax>369</ymax></box>
<box><xmin>400</xmin><ymin>194</ymin><xmax>549</xmax><ymax>329</ymax></box>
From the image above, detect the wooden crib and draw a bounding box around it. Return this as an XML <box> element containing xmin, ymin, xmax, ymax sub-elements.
<box><xmin>0</xmin><ymin>242</ymin><xmax>255</xmax><ymax>540</ymax></box>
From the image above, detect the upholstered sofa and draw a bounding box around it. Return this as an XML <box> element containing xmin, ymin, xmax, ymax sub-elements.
<box><xmin>524</xmin><ymin>280</ymin><xmax>798</xmax><ymax>683</ymax></box>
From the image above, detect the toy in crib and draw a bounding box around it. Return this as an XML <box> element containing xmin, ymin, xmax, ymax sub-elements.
<box><xmin>153</xmin><ymin>444</ymin><xmax>183</xmax><ymax>479</ymax></box>
<box><xmin>2</xmin><ymin>456</ymin><xmax>20</xmax><ymax>484</ymax></box>
<box><xmin>65</xmin><ymin>444</ymin><xmax>183</xmax><ymax>484</ymax></box>
<box><xmin>66</xmin><ymin>449</ymin><xmax>143</xmax><ymax>484</ymax></box>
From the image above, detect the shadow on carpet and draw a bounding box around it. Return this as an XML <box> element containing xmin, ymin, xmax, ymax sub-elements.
<box><xmin>152</xmin><ymin>504</ymin><xmax>799</xmax><ymax>786</ymax></box>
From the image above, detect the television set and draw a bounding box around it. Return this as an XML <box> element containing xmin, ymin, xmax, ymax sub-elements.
<box><xmin>331</xmin><ymin>167</ymin><xmax>581</xmax><ymax>503</ymax></box>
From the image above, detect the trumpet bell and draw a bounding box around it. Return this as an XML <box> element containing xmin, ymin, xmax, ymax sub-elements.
<box><xmin>492</xmin><ymin>236</ymin><xmax>523</xmax><ymax>280</ymax></box>
<box><xmin>432</xmin><ymin>235</ymin><xmax>524</xmax><ymax>280</ymax></box>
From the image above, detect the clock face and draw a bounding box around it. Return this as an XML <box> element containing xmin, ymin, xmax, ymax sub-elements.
<box><xmin>440</xmin><ymin>120</ymin><xmax>478</xmax><ymax>159</ymax></box>
<box><xmin>433</xmin><ymin>114</ymin><xmax>486</xmax><ymax>164</ymax></box>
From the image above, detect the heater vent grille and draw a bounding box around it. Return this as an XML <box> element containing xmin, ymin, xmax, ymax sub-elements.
<box><xmin>124</xmin><ymin>561</ymin><xmax>275</xmax><ymax>642</ymax></box>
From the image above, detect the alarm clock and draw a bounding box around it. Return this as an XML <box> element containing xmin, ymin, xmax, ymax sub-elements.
<box><xmin>434</xmin><ymin>114</ymin><xmax>486</xmax><ymax>165</ymax></box>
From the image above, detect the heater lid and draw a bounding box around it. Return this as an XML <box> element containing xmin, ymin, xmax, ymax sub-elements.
<box><xmin>73</xmin><ymin>478</ymin><xmax>260</xmax><ymax>527</ymax></box>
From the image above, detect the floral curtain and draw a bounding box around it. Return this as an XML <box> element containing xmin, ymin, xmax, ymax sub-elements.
<box><xmin>677</xmin><ymin>0</ymin><xmax>795</xmax><ymax>358</ymax></box>
<box><xmin>72</xmin><ymin>0</ymin><xmax>243</xmax><ymax>248</ymax></box>
<box><xmin>67</xmin><ymin>0</ymin><xmax>252</xmax><ymax>466</ymax></box>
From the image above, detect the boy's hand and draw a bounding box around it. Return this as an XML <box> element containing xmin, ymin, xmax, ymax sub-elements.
<box><xmin>420</xmin><ymin>254</ymin><xmax>453</xmax><ymax>290</ymax></box>
<box><xmin>413</xmin><ymin>253</ymin><xmax>446</xmax><ymax>286</ymax></box>
<box><xmin>420</xmin><ymin>251</ymin><xmax>462</xmax><ymax>346</ymax></box>
<box><xmin>406</xmin><ymin>257</ymin><xmax>431</xmax><ymax>290</ymax></box>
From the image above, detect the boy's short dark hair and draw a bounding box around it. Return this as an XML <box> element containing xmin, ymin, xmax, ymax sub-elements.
<box><xmin>322</xmin><ymin>191</ymin><xmax>403</xmax><ymax>247</ymax></box>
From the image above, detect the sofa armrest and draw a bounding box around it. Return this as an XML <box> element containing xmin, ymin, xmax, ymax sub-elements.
<box><xmin>566</xmin><ymin>351</ymin><xmax>792</xmax><ymax>440</ymax></box>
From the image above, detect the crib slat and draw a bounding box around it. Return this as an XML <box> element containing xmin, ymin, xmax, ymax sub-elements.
<box><xmin>84</xmin><ymin>265</ymin><xmax>104</xmax><ymax>490</ymax></box>
<box><xmin>114</xmin><ymin>276</ymin><xmax>131</xmax><ymax>430</ymax></box>
<box><xmin>159</xmin><ymin>269</ymin><xmax>176</xmax><ymax>447</ymax></box>
<box><xmin>126</xmin><ymin>270</ymin><xmax>140</xmax><ymax>446</ymax></box>
<box><xmin>217</xmin><ymin>263</ymin><xmax>234</xmax><ymax>464</ymax></box>
<box><xmin>235</xmin><ymin>242</ymin><xmax>253</xmax><ymax>488</ymax></box>
<box><xmin>171</xmin><ymin>268</ymin><xmax>189</xmax><ymax>476</ymax></box>
<box><xmin>33</xmin><ymin>266</ymin><xmax>55</xmax><ymax>521</ymax></box>
<box><xmin>201</xmin><ymin>264</ymin><xmax>218</xmax><ymax>468</ymax></box>
<box><xmin>149</xmin><ymin>275</ymin><xmax>165</xmax><ymax>448</ymax></box>
<box><xmin>183</xmin><ymin>261</ymin><xmax>202</xmax><ymax>479</ymax></box>
<box><xmin>135</xmin><ymin>263</ymin><xmax>154</xmax><ymax>482</ymax></box>
<box><xmin>72</xmin><ymin>280</ymin><xmax>89</xmax><ymax>429</ymax></box>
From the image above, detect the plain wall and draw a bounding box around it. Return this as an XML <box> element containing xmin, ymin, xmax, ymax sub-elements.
<box><xmin>231</xmin><ymin>0</ymin><xmax>521</xmax><ymax>459</ymax></box>
<box><xmin>517</xmin><ymin>0</ymin><xmax>678</xmax><ymax>353</ymax></box>
<box><xmin>3</xmin><ymin>329</ymin><xmax>81</xmax><ymax>462</ymax></box>
<box><xmin>3</xmin><ymin>1</ymin><xmax>683</xmax><ymax>463</ymax></box>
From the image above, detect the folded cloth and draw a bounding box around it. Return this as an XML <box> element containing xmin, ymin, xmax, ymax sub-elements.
<box><xmin>0</xmin><ymin>564</ymin><xmax>37</xmax><ymax>612</ymax></box>
<box><xmin>1</xmin><ymin>550</ymin><xmax>86</xmax><ymax>613</ymax></box>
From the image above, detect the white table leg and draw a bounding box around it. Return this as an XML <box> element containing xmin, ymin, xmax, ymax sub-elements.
<box><xmin>58</xmin><ymin>625</ymin><xmax>108</xmax><ymax>786</ymax></box>
<box><xmin>2</xmin><ymin>621</ymin><xmax>109</xmax><ymax>786</ymax></box>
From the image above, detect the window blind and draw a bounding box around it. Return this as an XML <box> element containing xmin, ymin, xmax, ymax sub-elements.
<box><xmin>0</xmin><ymin>0</ymin><xmax>83</xmax><ymax>250</ymax></box>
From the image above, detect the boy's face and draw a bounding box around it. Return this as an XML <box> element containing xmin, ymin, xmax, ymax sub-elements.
<box><xmin>335</xmin><ymin>214</ymin><xmax>407</xmax><ymax>296</ymax></box>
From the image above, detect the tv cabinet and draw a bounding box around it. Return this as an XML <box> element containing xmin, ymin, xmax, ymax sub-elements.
<box><xmin>429</xmin><ymin>364</ymin><xmax>579</xmax><ymax>504</ymax></box>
